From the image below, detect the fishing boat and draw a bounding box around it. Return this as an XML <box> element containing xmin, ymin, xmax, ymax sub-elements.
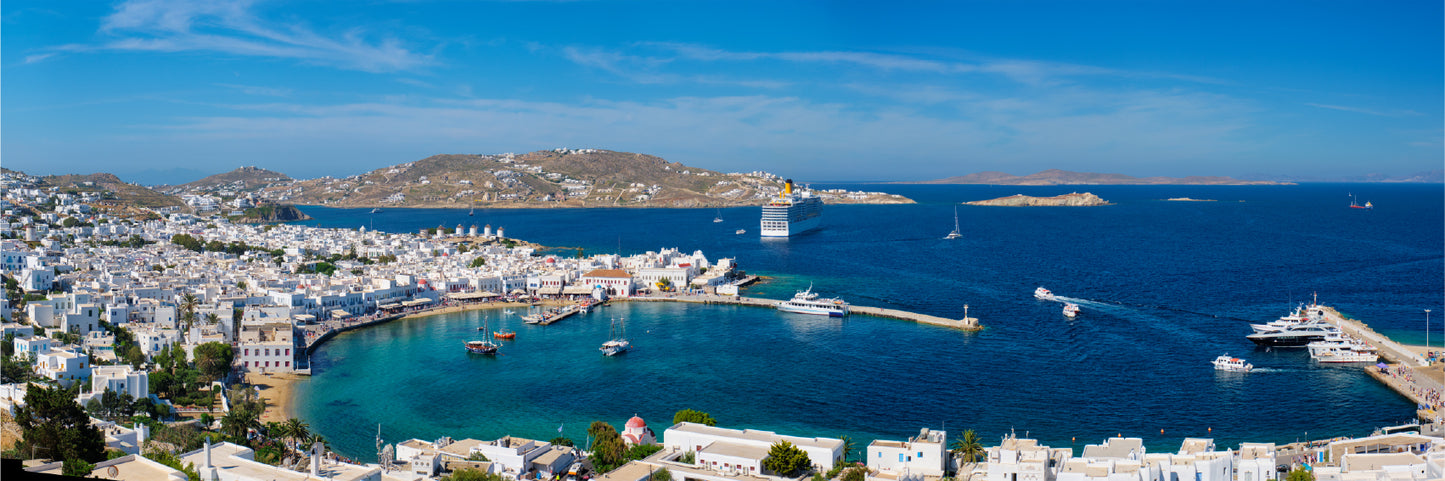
<box><xmin>1062</xmin><ymin>303</ymin><xmax>1080</xmax><ymax>318</ymax></box>
<box><xmin>1213</xmin><ymin>355</ymin><xmax>1252</xmax><ymax>372</ymax></box>
<box><xmin>1349</xmin><ymin>193</ymin><xmax>1373</xmax><ymax>210</ymax></box>
<box><xmin>735</xmin><ymin>229</ymin><xmax>746</xmax><ymax>235</ymax></box>
<box><xmin>600</xmin><ymin>317</ymin><xmax>631</xmax><ymax>356</ymax></box>
<box><xmin>944</xmin><ymin>205</ymin><xmax>962</xmax><ymax>240</ymax></box>
<box><xmin>493</xmin><ymin>328</ymin><xmax>516</xmax><ymax>340</ymax></box>
<box><xmin>776</xmin><ymin>284</ymin><xmax>849</xmax><ymax>317</ymax></box>
<box><xmin>1034</xmin><ymin>287</ymin><xmax>1055</xmax><ymax>300</ymax></box>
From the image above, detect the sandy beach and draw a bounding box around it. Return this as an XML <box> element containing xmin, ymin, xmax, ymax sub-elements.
<box><xmin>247</xmin><ymin>372</ymin><xmax>304</xmax><ymax>424</ymax></box>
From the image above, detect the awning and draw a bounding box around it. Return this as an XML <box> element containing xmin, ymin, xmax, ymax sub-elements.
<box><xmin>446</xmin><ymin>292</ymin><xmax>498</xmax><ymax>300</ymax></box>
<box><xmin>509</xmin><ymin>288</ymin><xmax>528</xmax><ymax>295</ymax></box>
<box><xmin>330</xmin><ymin>309</ymin><xmax>351</xmax><ymax>319</ymax></box>
<box><xmin>561</xmin><ymin>286</ymin><xmax>593</xmax><ymax>295</ymax></box>
<box><xmin>378</xmin><ymin>303</ymin><xmax>402</xmax><ymax>310</ymax></box>
<box><xmin>536</xmin><ymin>286</ymin><xmax>563</xmax><ymax>295</ymax></box>
<box><xmin>295</xmin><ymin>314</ymin><xmax>316</xmax><ymax>322</ymax></box>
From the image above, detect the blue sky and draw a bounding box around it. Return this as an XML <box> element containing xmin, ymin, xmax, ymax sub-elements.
<box><xmin>3</xmin><ymin>0</ymin><xmax>1440</xmax><ymax>183</ymax></box>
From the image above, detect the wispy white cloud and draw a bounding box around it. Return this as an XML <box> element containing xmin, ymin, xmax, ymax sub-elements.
<box><xmin>23</xmin><ymin>53</ymin><xmax>57</xmax><ymax>64</ymax></box>
<box><xmin>215</xmin><ymin>83</ymin><xmax>292</xmax><ymax>97</ymax></box>
<box><xmin>56</xmin><ymin>0</ymin><xmax>430</xmax><ymax>72</ymax></box>
<box><xmin>1305</xmin><ymin>102</ymin><xmax>1422</xmax><ymax>117</ymax></box>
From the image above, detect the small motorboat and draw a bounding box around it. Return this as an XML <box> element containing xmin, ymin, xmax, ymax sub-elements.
<box><xmin>1062</xmin><ymin>303</ymin><xmax>1080</xmax><ymax>318</ymax></box>
<box><xmin>735</xmin><ymin>229</ymin><xmax>746</xmax><ymax>235</ymax></box>
<box><xmin>1213</xmin><ymin>355</ymin><xmax>1252</xmax><ymax>372</ymax></box>
<box><xmin>1034</xmin><ymin>287</ymin><xmax>1055</xmax><ymax>300</ymax></box>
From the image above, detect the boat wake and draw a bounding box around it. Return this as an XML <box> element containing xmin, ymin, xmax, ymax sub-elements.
<box><xmin>1052</xmin><ymin>296</ymin><xmax>1255</xmax><ymax>323</ymax></box>
<box><xmin>1247</xmin><ymin>367</ymin><xmax>1289</xmax><ymax>373</ymax></box>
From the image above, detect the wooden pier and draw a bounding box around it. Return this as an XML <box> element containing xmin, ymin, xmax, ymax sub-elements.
<box><xmin>622</xmin><ymin>294</ymin><xmax>981</xmax><ymax>331</ymax></box>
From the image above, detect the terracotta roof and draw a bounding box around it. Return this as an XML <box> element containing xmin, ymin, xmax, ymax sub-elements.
<box><xmin>583</xmin><ymin>269</ymin><xmax>632</xmax><ymax>279</ymax></box>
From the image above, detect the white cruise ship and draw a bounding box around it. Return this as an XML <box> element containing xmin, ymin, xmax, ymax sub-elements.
<box><xmin>760</xmin><ymin>179</ymin><xmax>822</xmax><ymax>237</ymax></box>
<box><xmin>776</xmin><ymin>285</ymin><xmax>849</xmax><ymax>317</ymax></box>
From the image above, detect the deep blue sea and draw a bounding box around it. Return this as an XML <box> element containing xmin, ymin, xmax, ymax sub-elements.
<box><xmin>290</xmin><ymin>183</ymin><xmax>1444</xmax><ymax>460</ymax></box>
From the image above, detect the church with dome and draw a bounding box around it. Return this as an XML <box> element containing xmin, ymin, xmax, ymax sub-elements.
<box><xmin>621</xmin><ymin>415</ymin><xmax>657</xmax><ymax>446</ymax></box>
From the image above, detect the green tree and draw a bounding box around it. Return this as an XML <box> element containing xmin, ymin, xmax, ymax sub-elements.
<box><xmin>1286</xmin><ymin>467</ymin><xmax>1315</xmax><ymax>481</ymax></box>
<box><xmin>470</xmin><ymin>257</ymin><xmax>486</xmax><ymax>268</ymax></box>
<box><xmin>673</xmin><ymin>409</ymin><xmax>717</xmax><ymax>427</ymax></box>
<box><xmin>14</xmin><ymin>384</ymin><xmax>106</xmax><ymax>464</ymax></box>
<box><xmin>1</xmin><ymin>354</ymin><xmax>33</xmax><ymax>384</ymax></box>
<box><xmin>179</xmin><ymin>292</ymin><xmax>199</xmax><ymax>332</ymax></box>
<box><xmin>63</xmin><ymin>458</ymin><xmax>95</xmax><ymax>476</ymax></box>
<box><xmin>840</xmin><ymin>435</ymin><xmax>857</xmax><ymax>463</ymax></box>
<box><xmin>651</xmin><ymin>467</ymin><xmax>673</xmax><ymax>481</ymax></box>
<box><xmin>840</xmin><ymin>466</ymin><xmax>867</xmax><ymax>481</ymax></box>
<box><xmin>467</xmin><ymin>451</ymin><xmax>490</xmax><ymax>462</ymax></box>
<box><xmin>549</xmin><ymin>437</ymin><xmax>574</xmax><ymax>447</ymax></box>
<box><xmin>950</xmin><ymin>429</ymin><xmax>984</xmax><ymax>473</ymax></box>
<box><xmin>193</xmin><ymin>342</ymin><xmax>234</xmax><ymax>383</ymax></box>
<box><xmin>281</xmin><ymin>418</ymin><xmax>310</xmax><ymax>457</ymax></box>
<box><xmin>762</xmin><ymin>441</ymin><xmax>812</xmax><ymax>477</ymax></box>
<box><xmin>588</xmin><ymin>421</ymin><xmax>626</xmax><ymax>473</ymax></box>
<box><xmin>447</xmin><ymin>467</ymin><xmax>504</xmax><ymax>481</ymax></box>
<box><xmin>221</xmin><ymin>386</ymin><xmax>265</xmax><ymax>439</ymax></box>
<box><xmin>625</xmin><ymin>444</ymin><xmax>663</xmax><ymax>462</ymax></box>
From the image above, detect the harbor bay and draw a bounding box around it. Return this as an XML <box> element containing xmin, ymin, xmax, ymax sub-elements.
<box><xmin>293</xmin><ymin>183</ymin><xmax>1444</xmax><ymax>460</ymax></box>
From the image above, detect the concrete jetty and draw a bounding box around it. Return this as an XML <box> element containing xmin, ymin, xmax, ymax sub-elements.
<box><xmin>1318</xmin><ymin>306</ymin><xmax>1443</xmax><ymax>420</ymax></box>
<box><xmin>1319</xmin><ymin>306</ymin><xmax>1426</xmax><ymax>366</ymax></box>
<box><xmin>622</xmin><ymin>293</ymin><xmax>981</xmax><ymax>331</ymax></box>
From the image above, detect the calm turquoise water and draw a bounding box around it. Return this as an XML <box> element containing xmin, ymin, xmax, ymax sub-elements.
<box><xmin>293</xmin><ymin>183</ymin><xmax>1444</xmax><ymax>460</ymax></box>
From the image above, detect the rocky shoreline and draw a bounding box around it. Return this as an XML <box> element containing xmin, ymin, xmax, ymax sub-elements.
<box><xmin>964</xmin><ymin>192</ymin><xmax>1111</xmax><ymax>207</ymax></box>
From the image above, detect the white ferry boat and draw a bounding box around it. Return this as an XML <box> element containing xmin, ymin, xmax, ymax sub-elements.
<box><xmin>1213</xmin><ymin>355</ymin><xmax>1252</xmax><ymax>372</ymax></box>
<box><xmin>760</xmin><ymin>179</ymin><xmax>822</xmax><ymax>237</ymax></box>
<box><xmin>1062</xmin><ymin>303</ymin><xmax>1080</xmax><ymax>318</ymax></box>
<box><xmin>776</xmin><ymin>285</ymin><xmax>849</xmax><ymax>317</ymax></box>
<box><xmin>1034</xmin><ymin>287</ymin><xmax>1055</xmax><ymax>300</ymax></box>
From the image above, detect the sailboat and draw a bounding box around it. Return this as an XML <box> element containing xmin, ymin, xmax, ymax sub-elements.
<box><xmin>713</xmin><ymin>208</ymin><xmax>724</xmax><ymax>223</ymax></box>
<box><xmin>469</xmin><ymin>195</ymin><xmax>476</xmax><ymax>216</ymax></box>
<box><xmin>600</xmin><ymin>317</ymin><xmax>631</xmax><ymax>356</ymax></box>
<box><xmin>370</xmin><ymin>208</ymin><xmax>381</xmax><ymax>214</ymax></box>
<box><xmin>943</xmin><ymin>206</ymin><xmax>962</xmax><ymax>239</ymax></box>
<box><xmin>465</xmin><ymin>318</ymin><xmax>499</xmax><ymax>355</ymax></box>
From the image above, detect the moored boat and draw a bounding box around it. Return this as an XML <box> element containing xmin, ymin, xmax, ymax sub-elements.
<box><xmin>944</xmin><ymin>205</ymin><xmax>962</xmax><ymax>240</ymax></box>
<box><xmin>600</xmin><ymin>317</ymin><xmax>631</xmax><ymax>356</ymax></box>
<box><xmin>467</xmin><ymin>319</ymin><xmax>501</xmax><ymax>354</ymax></box>
<box><xmin>1245</xmin><ymin>321</ymin><xmax>1336</xmax><ymax>347</ymax></box>
<box><xmin>1213</xmin><ymin>355</ymin><xmax>1253</xmax><ymax>372</ymax></box>
<box><xmin>493</xmin><ymin>329</ymin><xmax>516</xmax><ymax>340</ymax></box>
<box><xmin>776</xmin><ymin>285</ymin><xmax>849</xmax><ymax>317</ymax></box>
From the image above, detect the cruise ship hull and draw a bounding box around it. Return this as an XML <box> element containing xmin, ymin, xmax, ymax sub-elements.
<box><xmin>1245</xmin><ymin>333</ymin><xmax>1326</xmax><ymax>347</ymax></box>
<box><xmin>760</xmin><ymin>214</ymin><xmax>821</xmax><ymax>237</ymax></box>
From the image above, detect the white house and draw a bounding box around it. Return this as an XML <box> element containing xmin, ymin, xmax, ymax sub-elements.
<box><xmin>867</xmin><ymin>428</ymin><xmax>948</xmax><ymax>480</ymax></box>
<box><xmin>580</xmin><ymin>269</ymin><xmax>634</xmax><ymax>298</ymax></box>
<box><xmin>985</xmin><ymin>436</ymin><xmax>1071</xmax><ymax>481</ymax></box>
<box><xmin>88</xmin><ymin>365</ymin><xmax>149</xmax><ymax>401</ymax></box>
<box><xmin>664</xmin><ymin>422</ymin><xmax>845</xmax><ymax>475</ymax></box>
<box><xmin>36</xmin><ymin>348</ymin><xmax>91</xmax><ymax>387</ymax></box>
<box><xmin>1235</xmin><ymin>443</ymin><xmax>1276</xmax><ymax>481</ymax></box>
<box><xmin>14</xmin><ymin>336</ymin><xmax>53</xmax><ymax>358</ymax></box>
<box><xmin>472</xmin><ymin>436</ymin><xmax>554</xmax><ymax>476</ymax></box>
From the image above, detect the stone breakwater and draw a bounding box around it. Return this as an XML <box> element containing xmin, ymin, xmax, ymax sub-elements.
<box><xmin>964</xmin><ymin>192</ymin><xmax>1111</xmax><ymax>207</ymax></box>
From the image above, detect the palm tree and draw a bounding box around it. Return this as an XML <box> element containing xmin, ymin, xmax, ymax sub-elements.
<box><xmin>840</xmin><ymin>435</ymin><xmax>857</xmax><ymax>463</ymax></box>
<box><xmin>283</xmin><ymin>417</ymin><xmax>310</xmax><ymax>457</ymax></box>
<box><xmin>179</xmin><ymin>292</ymin><xmax>198</xmax><ymax>331</ymax></box>
<box><xmin>950</xmin><ymin>430</ymin><xmax>984</xmax><ymax>480</ymax></box>
<box><xmin>205</xmin><ymin>312</ymin><xmax>220</xmax><ymax>326</ymax></box>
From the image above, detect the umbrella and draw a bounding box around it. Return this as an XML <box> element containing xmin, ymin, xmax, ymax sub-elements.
<box><xmin>1377</xmin><ymin>362</ymin><xmax>1389</xmax><ymax>369</ymax></box>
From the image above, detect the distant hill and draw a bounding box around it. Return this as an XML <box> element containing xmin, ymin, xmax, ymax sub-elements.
<box><xmin>910</xmin><ymin>169</ymin><xmax>1291</xmax><ymax>186</ymax></box>
<box><xmin>255</xmin><ymin>149</ymin><xmax>913</xmax><ymax>208</ymax></box>
<box><xmin>23</xmin><ymin>171</ymin><xmax>185</xmax><ymax>209</ymax></box>
<box><xmin>964</xmin><ymin>192</ymin><xmax>1112</xmax><ymax>207</ymax></box>
<box><xmin>1239</xmin><ymin>170</ymin><xmax>1444</xmax><ymax>184</ymax></box>
<box><xmin>164</xmin><ymin>166</ymin><xmax>294</xmax><ymax>195</ymax></box>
